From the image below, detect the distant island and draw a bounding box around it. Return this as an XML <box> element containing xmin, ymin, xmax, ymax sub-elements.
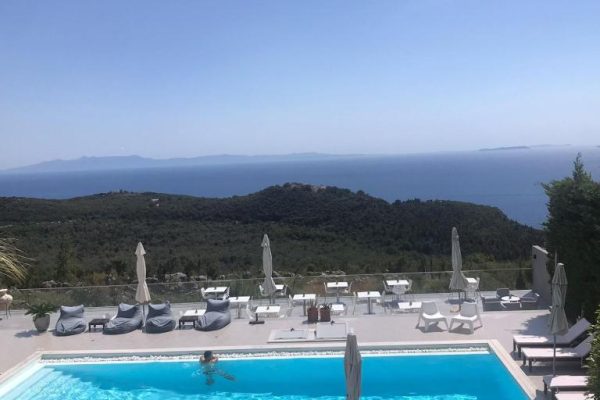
<box><xmin>2</xmin><ymin>153</ymin><xmax>367</xmax><ymax>174</ymax></box>
<box><xmin>0</xmin><ymin>183</ymin><xmax>541</xmax><ymax>289</ymax></box>
<box><xmin>479</xmin><ymin>146</ymin><xmax>531</xmax><ymax>152</ymax></box>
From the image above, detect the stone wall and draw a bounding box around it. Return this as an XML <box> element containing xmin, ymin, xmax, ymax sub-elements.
<box><xmin>532</xmin><ymin>245</ymin><xmax>551</xmax><ymax>302</ymax></box>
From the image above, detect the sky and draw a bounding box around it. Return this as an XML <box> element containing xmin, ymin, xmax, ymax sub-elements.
<box><xmin>1</xmin><ymin>1</ymin><xmax>599</xmax><ymax>169</ymax></box>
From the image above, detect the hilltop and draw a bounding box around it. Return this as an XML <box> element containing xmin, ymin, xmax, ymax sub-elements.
<box><xmin>0</xmin><ymin>184</ymin><xmax>542</xmax><ymax>287</ymax></box>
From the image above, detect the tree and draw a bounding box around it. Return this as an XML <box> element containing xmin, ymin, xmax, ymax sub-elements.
<box><xmin>586</xmin><ymin>305</ymin><xmax>600</xmax><ymax>398</ymax></box>
<box><xmin>543</xmin><ymin>155</ymin><xmax>600</xmax><ymax>321</ymax></box>
<box><xmin>0</xmin><ymin>238</ymin><xmax>28</xmax><ymax>285</ymax></box>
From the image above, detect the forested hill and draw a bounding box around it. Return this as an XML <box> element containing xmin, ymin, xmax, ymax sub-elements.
<box><xmin>0</xmin><ymin>183</ymin><xmax>543</xmax><ymax>287</ymax></box>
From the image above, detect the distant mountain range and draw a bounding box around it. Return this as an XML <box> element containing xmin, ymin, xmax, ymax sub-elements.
<box><xmin>2</xmin><ymin>153</ymin><xmax>367</xmax><ymax>174</ymax></box>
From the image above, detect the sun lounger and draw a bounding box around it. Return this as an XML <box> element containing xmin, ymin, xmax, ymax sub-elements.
<box><xmin>449</xmin><ymin>302</ymin><xmax>482</xmax><ymax>333</ymax></box>
<box><xmin>315</xmin><ymin>321</ymin><xmax>348</xmax><ymax>340</ymax></box>
<box><xmin>103</xmin><ymin>303</ymin><xmax>143</xmax><ymax>335</ymax></box>
<box><xmin>195</xmin><ymin>298</ymin><xmax>231</xmax><ymax>331</ymax></box>
<box><xmin>416</xmin><ymin>301</ymin><xmax>448</xmax><ymax>331</ymax></box>
<box><xmin>543</xmin><ymin>375</ymin><xmax>588</xmax><ymax>396</ymax></box>
<box><xmin>554</xmin><ymin>392</ymin><xmax>593</xmax><ymax>400</ymax></box>
<box><xmin>521</xmin><ymin>336</ymin><xmax>592</xmax><ymax>372</ymax></box>
<box><xmin>144</xmin><ymin>303</ymin><xmax>176</xmax><ymax>333</ymax></box>
<box><xmin>54</xmin><ymin>305</ymin><xmax>86</xmax><ymax>336</ymax></box>
<box><xmin>513</xmin><ymin>318</ymin><xmax>590</xmax><ymax>357</ymax></box>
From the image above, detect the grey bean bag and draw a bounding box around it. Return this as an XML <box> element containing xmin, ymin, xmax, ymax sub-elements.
<box><xmin>196</xmin><ymin>299</ymin><xmax>231</xmax><ymax>331</ymax></box>
<box><xmin>54</xmin><ymin>305</ymin><xmax>86</xmax><ymax>336</ymax></box>
<box><xmin>145</xmin><ymin>302</ymin><xmax>176</xmax><ymax>333</ymax></box>
<box><xmin>103</xmin><ymin>303</ymin><xmax>143</xmax><ymax>335</ymax></box>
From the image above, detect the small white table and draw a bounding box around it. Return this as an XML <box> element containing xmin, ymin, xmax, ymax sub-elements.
<box><xmin>466</xmin><ymin>277</ymin><xmax>478</xmax><ymax>285</ymax></box>
<box><xmin>331</xmin><ymin>303</ymin><xmax>345</xmax><ymax>315</ymax></box>
<box><xmin>327</xmin><ymin>282</ymin><xmax>348</xmax><ymax>303</ymax></box>
<box><xmin>501</xmin><ymin>295</ymin><xmax>520</xmax><ymax>303</ymax></box>
<box><xmin>255</xmin><ymin>305</ymin><xmax>281</xmax><ymax>318</ymax></box>
<box><xmin>397</xmin><ymin>301</ymin><xmax>422</xmax><ymax>313</ymax></box>
<box><xmin>183</xmin><ymin>309</ymin><xmax>206</xmax><ymax>317</ymax></box>
<box><xmin>357</xmin><ymin>291</ymin><xmax>381</xmax><ymax>314</ymax></box>
<box><xmin>203</xmin><ymin>286</ymin><xmax>229</xmax><ymax>299</ymax></box>
<box><xmin>229</xmin><ymin>296</ymin><xmax>251</xmax><ymax>318</ymax></box>
<box><xmin>293</xmin><ymin>293</ymin><xmax>316</xmax><ymax>316</ymax></box>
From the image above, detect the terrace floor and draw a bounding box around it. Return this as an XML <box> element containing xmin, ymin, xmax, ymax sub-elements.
<box><xmin>0</xmin><ymin>290</ymin><xmax>584</xmax><ymax>399</ymax></box>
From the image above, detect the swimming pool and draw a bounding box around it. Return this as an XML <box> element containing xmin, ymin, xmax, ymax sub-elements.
<box><xmin>0</xmin><ymin>348</ymin><xmax>532</xmax><ymax>400</ymax></box>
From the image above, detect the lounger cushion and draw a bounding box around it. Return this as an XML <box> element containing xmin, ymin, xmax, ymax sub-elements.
<box><xmin>54</xmin><ymin>305</ymin><xmax>86</xmax><ymax>336</ymax></box>
<box><xmin>145</xmin><ymin>303</ymin><xmax>176</xmax><ymax>333</ymax></box>
<box><xmin>103</xmin><ymin>303</ymin><xmax>143</xmax><ymax>334</ymax></box>
<box><xmin>195</xmin><ymin>299</ymin><xmax>231</xmax><ymax>331</ymax></box>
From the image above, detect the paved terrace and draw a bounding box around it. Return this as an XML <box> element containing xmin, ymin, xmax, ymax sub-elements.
<box><xmin>0</xmin><ymin>290</ymin><xmax>583</xmax><ymax>399</ymax></box>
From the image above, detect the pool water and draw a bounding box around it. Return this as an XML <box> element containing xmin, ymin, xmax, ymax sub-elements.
<box><xmin>2</xmin><ymin>353</ymin><xmax>529</xmax><ymax>400</ymax></box>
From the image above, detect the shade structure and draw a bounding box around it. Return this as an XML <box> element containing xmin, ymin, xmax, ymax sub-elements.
<box><xmin>261</xmin><ymin>234</ymin><xmax>277</xmax><ymax>303</ymax></box>
<box><xmin>135</xmin><ymin>242</ymin><xmax>151</xmax><ymax>304</ymax></box>
<box><xmin>449</xmin><ymin>227</ymin><xmax>468</xmax><ymax>292</ymax></box>
<box><xmin>344</xmin><ymin>332</ymin><xmax>362</xmax><ymax>400</ymax></box>
<box><xmin>550</xmin><ymin>262</ymin><xmax>568</xmax><ymax>375</ymax></box>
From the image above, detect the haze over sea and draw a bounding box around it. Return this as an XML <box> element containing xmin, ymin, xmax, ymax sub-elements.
<box><xmin>1</xmin><ymin>147</ymin><xmax>599</xmax><ymax>228</ymax></box>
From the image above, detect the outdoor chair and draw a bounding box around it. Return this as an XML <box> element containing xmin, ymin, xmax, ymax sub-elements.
<box><xmin>481</xmin><ymin>295</ymin><xmax>502</xmax><ymax>311</ymax></box>
<box><xmin>496</xmin><ymin>288</ymin><xmax>510</xmax><ymax>299</ymax></box>
<box><xmin>54</xmin><ymin>305</ymin><xmax>86</xmax><ymax>336</ymax></box>
<box><xmin>521</xmin><ymin>335</ymin><xmax>593</xmax><ymax>372</ymax></box>
<box><xmin>513</xmin><ymin>318</ymin><xmax>590</xmax><ymax>357</ymax></box>
<box><xmin>382</xmin><ymin>280</ymin><xmax>395</xmax><ymax>302</ymax></box>
<box><xmin>103</xmin><ymin>303</ymin><xmax>143</xmax><ymax>335</ymax></box>
<box><xmin>465</xmin><ymin>277</ymin><xmax>480</xmax><ymax>301</ymax></box>
<box><xmin>449</xmin><ymin>302</ymin><xmax>482</xmax><ymax>333</ymax></box>
<box><xmin>519</xmin><ymin>291</ymin><xmax>540</xmax><ymax>310</ymax></box>
<box><xmin>416</xmin><ymin>301</ymin><xmax>448</xmax><ymax>331</ymax></box>
<box><xmin>195</xmin><ymin>298</ymin><xmax>231</xmax><ymax>331</ymax></box>
<box><xmin>543</xmin><ymin>374</ymin><xmax>588</xmax><ymax>396</ymax></box>
<box><xmin>554</xmin><ymin>392</ymin><xmax>593</xmax><ymax>400</ymax></box>
<box><xmin>145</xmin><ymin>302</ymin><xmax>176</xmax><ymax>333</ymax></box>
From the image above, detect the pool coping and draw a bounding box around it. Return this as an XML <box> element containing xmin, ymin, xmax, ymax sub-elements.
<box><xmin>0</xmin><ymin>339</ymin><xmax>536</xmax><ymax>399</ymax></box>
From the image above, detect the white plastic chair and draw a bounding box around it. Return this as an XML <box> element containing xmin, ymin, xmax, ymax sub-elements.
<box><xmin>416</xmin><ymin>301</ymin><xmax>448</xmax><ymax>331</ymax></box>
<box><xmin>465</xmin><ymin>277</ymin><xmax>480</xmax><ymax>301</ymax></box>
<box><xmin>449</xmin><ymin>302</ymin><xmax>482</xmax><ymax>333</ymax></box>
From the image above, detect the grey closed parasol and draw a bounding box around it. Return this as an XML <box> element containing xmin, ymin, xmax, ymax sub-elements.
<box><xmin>135</xmin><ymin>242</ymin><xmax>151</xmax><ymax>304</ymax></box>
<box><xmin>262</xmin><ymin>234</ymin><xmax>277</xmax><ymax>303</ymax></box>
<box><xmin>344</xmin><ymin>332</ymin><xmax>362</xmax><ymax>400</ymax></box>
<box><xmin>549</xmin><ymin>262</ymin><xmax>568</xmax><ymax>375</ymax></box>
<box><xmin>449</xmin><ymin>227</ymin><xmax>468</xmax><ymax>294</ymax></box>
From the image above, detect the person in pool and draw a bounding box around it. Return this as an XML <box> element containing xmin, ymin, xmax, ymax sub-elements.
<box><xmin>200</xmin><ymin>351</ymin><xmax>235</xmax><ymax>385</ymax></box>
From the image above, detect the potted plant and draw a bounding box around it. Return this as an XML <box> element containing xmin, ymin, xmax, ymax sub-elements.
<box><xmin>25</xmin><ymin>303</ymin><xmax>58</xmax><ymax>332</ymax></box>
<box><xmin>307</xmin><ymin>302</ymin><xmax>319</xmax><ymax>323</ymax></box>
<box><xmin>319</xmin><ymin>303</ymin><xmax>331</xmax><ymax>322</ymax></box>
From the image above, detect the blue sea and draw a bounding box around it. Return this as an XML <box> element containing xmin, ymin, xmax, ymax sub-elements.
<box><xmin>0</xmin><ymin>147</ymin><xmax>599</xmax><ymax>227</ymax></box>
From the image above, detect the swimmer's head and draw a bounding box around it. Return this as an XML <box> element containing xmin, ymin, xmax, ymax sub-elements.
<box><xmin>203</xmin><ymin>350</ymin><xmax>213</xmax><ymax>360</ymax></box>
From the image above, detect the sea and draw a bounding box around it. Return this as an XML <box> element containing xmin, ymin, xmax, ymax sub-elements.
<box><xmin>1</xmin><ymin>147</ymin><xmax>599</xmax><ymax>228</ymax></box>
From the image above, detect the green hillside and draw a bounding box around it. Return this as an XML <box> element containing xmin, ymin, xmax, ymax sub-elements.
<box><xmin>0</xmin><ymin>183</ymin><xmax>542</xmax><ymax>288</ymax></box>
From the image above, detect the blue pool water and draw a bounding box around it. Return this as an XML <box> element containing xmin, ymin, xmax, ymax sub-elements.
<box><xmin>2</xmin><ymin>353</ymin><xmax>530</xmax><ymax>400</ymax></box>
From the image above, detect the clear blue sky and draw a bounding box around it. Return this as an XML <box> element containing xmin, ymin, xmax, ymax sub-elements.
<box><xmin>1</xmin><ymin>1</ymin><xmax>599</xmax><ymax>168</ymax></box>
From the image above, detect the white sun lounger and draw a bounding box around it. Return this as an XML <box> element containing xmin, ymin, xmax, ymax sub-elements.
<box><xmin>522</xmin><ymin>336</ymin><xmax>592</xmax><ymax>372</ymax></box>
<box><xmin>315</xmin><ymin>322</ymin><xmax>348</xmax><ymax>340</ymax></box>
<box><xmin>513</xmin><ymin>318</ymin><xmax>590</xmax><ymax>357</ymax></box>
<box><xmin>543</xmin><ymin>375</ymin><xmax>588</xmax><ymax>396</ymax></box>
<box><xmin>416</xmin><ymin>301</ymin><xmax>448</xmax><ymax>331</ymax></box>
<box><xmin>449</xmin><ymin>302</ymin><xmax>482</xmax><ymax>333</ymax></box>
<box><xmin>554</xmin><ymin>392</ymin><xmax>593</xmax><ymax>400</ymax></box>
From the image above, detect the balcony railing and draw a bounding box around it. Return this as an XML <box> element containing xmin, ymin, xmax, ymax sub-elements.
<box><xmin>9</xmin><ymin>267</ymin><xmax>531</xmax><ymax>309</ymax></box>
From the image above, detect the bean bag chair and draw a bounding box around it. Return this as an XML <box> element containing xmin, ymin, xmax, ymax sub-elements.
<box><xmin>196</xmin><ymin>299</ymin><xmax>231</xmax><ymax>331</ymax></box>
<box><xmin>145</xmin><ymin>302</ymin><xmax>176</xmax><ymax>333</ymax></box>
<box><xmin>103</xmin><ymin>303</ymin><xmax>143</xmax><ymax>334</ymax></box>
<box><xmin>54</xmin><ymin>305</ymin><xmax>86</xmax><ymax>336</ymax></box>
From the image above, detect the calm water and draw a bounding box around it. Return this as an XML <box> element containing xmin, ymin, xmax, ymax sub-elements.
<box><xmin>1</xmin><ymin>147</ymin><xmax>599</xmax><ymax>227</ymax></box>
<box><xmin>3</xmin><ymin>353</ymin><xmax>529</xmax><ymax>400</ymax></box>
